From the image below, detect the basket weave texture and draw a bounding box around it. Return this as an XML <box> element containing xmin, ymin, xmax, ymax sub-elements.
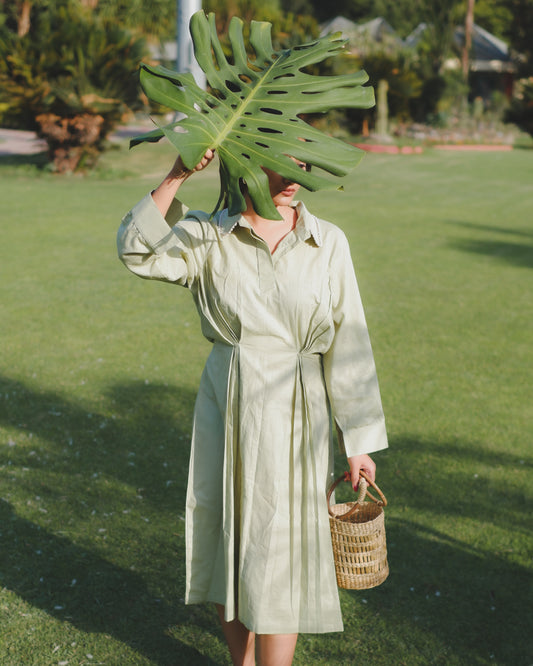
<box><xmin>328</xmin><ymin>471</ymin><xmax>389</xmax><ymax>590</ymax></box>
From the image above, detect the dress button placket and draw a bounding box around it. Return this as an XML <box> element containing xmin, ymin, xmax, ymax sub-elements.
<box><xmin>256</xmin><ymin>245</ymin><xmax>276</xmax><ymax>292</ymax></box>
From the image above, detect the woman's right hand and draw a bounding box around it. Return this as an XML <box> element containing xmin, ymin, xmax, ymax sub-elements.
<box><xmin>153</xmin><ymin>149</ymin><xmax>215</xmax><ymax>218</ymax></box>
<box><xmin>170</xmin><ymin>149</ymin><xmax>215</xmax><ymax>180</ymax></box>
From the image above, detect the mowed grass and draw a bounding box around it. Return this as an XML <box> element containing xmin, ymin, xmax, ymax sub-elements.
<box><xmin>0</xmin><ymin>139</ymin><xmax>532</xmax><ymax>665</ymax></box>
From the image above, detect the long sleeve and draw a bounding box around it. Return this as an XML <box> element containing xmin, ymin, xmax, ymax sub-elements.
<box><xmin>323</xmin><ymin>231</ymin><xmax>388</xmax><ymax>458</ymax></box>
<box><xmin>117</xmin><ymin>193</ymin><xmax>205</xmax><ymax>286</ymax></box>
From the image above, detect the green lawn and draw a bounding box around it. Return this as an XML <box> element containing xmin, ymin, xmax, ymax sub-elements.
<box><xmin>1</xmin><ymin>139</ymin><xmax>532</xmax><ymax>665</ymax></box>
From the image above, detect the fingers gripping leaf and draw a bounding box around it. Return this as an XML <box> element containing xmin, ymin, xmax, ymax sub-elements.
<box><xmin>131</xmin><ymin>11</ymin><xmax>375</xmax><ymax>219</ymax></box>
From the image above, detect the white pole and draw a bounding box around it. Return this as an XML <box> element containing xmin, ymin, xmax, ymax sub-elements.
<box><xmin>177</xmin><ymin>0</ymin><xmax>206</xmax><ymax>88</ymax></box>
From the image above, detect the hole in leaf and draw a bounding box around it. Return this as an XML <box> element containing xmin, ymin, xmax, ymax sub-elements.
<box><xmin>212</xmin><ymin>89</ymin><xmax>227</xmax><ymax>100</ymax></box>
<box><xmin>244</xmin><ymin>112</ymin><xmax>253</xmax><ymax>116</ymax></box>
<box><xmin>260</xmin><ymin>108</ymin><xmax>283</xmax><ymax>115</ymax></box>
<box><xmin>267</xmin><ymin>90</ymin><xmax>288</xmax><ymax>95</ymax></box>
<box><xmin>239</xmin><ymin>74</ymin><xmax>252</xmax><ymax>84</ymax></box>
<box><xmin>255</xmin><ymin>142</ymin><xmax>269</xmax><ymax>148</ymax></box>
<box><xmin>231</xmin><ymin>104</ymin><xmax>237</xmax><ymax>109</ymax></box>
<box><xmin>242</xmin><ymin>153</ymin><xmax>250</xmax><ymax>159</ymax></box>
<box><xmin>226</xmin><ymin>80</ymin><xmax>242</xmax><ymax>93</ymax></box>
<box><xmin>239</xmin><ymin>124</ymin><xmax>246</xmax><ymax>128</ymax></box>
<box><xmin>258</xmin><ymin>127</ymin><xmax>283</xmax><ymax>134</ymax></box>
<box><xmin>294</xmin><ymin>42</ymin><xmax>318</xmax><ymax>50</ymax></box>
<box><xmin>273</xmin><ymin>73</ymin><xmax>295</xmax><ymax>80</ymax></box>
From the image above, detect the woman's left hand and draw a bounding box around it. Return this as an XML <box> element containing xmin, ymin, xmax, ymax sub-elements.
<box><xmin>347</xmin><ymin>454</ymin><xmax>376</xmax><ymax>491</ymax></box>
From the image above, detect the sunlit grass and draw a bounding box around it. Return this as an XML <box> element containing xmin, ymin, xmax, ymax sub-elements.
<box><xmin>1</xmin><ymin>140</ymin><xmax>532</xmax><ymax>665</ymax></box>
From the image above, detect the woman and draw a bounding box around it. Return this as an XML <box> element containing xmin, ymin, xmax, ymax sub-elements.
<box><xmin>117</xmin><ymin>150</ymin><xmax>388</xmax><ymax>666</ymax></box>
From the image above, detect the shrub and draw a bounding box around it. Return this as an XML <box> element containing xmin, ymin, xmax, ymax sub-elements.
<box><xmin>0</xmin><ymin>1</ymin><xmax>147</xmax><ymax>171</ymax></box>
<box><xmin>505</xmin><ymin>77</ymin><xmax>533</xmax><ymax>137</ymax></box>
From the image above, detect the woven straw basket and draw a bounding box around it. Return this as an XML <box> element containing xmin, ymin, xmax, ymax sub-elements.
<box><xmin>327</xmin><ymin>470</ymin><xmax>389</xmax><ymax>590</ymax></box>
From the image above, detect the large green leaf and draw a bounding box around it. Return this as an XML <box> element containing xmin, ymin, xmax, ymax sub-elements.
<box><xmin>131</xmin><ymin>11</ymin><xmax>375</xmax><ymax>219</ymax></box>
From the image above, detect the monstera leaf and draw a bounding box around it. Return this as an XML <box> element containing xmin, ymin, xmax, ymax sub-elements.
<box><xmin>131</xmin><ymin>11</ymin><xmax>375</xmax><ymax>219</ymax></box>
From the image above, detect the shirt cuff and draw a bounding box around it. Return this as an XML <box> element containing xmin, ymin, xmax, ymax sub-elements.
<box><xmin>337</xmin><ymin>419</ymin><xmax>388</xmax><ymax>458</ymax></box>
<box><xmin>128</xmin><ymin>194</ymin><xmax>187</xmax><ymax>251</ymax></box>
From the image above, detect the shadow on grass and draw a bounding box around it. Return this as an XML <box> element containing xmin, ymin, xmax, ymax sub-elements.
<box><xmin>1</xmin><ymin>376</ymin><xmax>532</xmax><ymax>664</ymax></box>
<box><xmin>451</xmin><ymin>238</ymin><xmax>533</xmax><ymax>269</ymax></box>
<box><xmin>446</xmin><ymin>220</ymin><xmax>533</xmax><ymax>269</ymax></box>
<box><xmin>0</xmin><ymin>151</ymin><xmax>49</xmax><ymax>169</ymax></box>
<box><xmin>327</xmin><ymin>434</ymin><xmax>532</xmax><ymax>665</ymax></box>
<box><xmin>0</xmin><ymin>374</ymin><xmax>225</xmax><ymax>665</ymax></box>
<box><xmin>0</xmin><ymin>500</ymin><xmax>220</xmax><ymax>665</ymax></box>
<box><xmin>0</xmin><ymin>376</ymin><xmax>199</xmax><ymax>506</ymax></box>
<box><xmin>374</xmin><ymin>519</ymin><xmax>530</xmax><ymax>664</ymax></box>
<box><xmin>307</xmin><ymin>515</ymin><xmax>532</xmax><ymax>665</ymax></box>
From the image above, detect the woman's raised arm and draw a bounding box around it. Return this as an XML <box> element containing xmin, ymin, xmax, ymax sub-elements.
<box><xmin>152</xmin><ymin>150</ymin><xmax>215</xmax><ymax>218</ymax></box>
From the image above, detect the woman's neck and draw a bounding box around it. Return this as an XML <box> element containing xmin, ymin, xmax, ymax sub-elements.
<box><xmin>242</xmin><ymin>203</ymin><xmax>298</xmax><ymax>254</ymax></box>
<box><xmin>243</xmin><ymin>202</ymin><xmax>295</xmax><ymax>227</ymax></box>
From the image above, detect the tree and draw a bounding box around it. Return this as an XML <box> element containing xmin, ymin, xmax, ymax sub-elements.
<box><xmin>93</xmin><ymin>0</ymin><xmax>176</xmax><ymax>40</ymax></box>
<box><xmin>204</xmin><ymin>0</ymin><xmax>282</xmax><ymax>32</ymax></box>
<box><xmin>501</xmin><ymin>0</ymin><xmax>533</xmax><ymax>73</ymax></box>
<box><xmin>296</xmin><ymin>0</ymin><xmax>375</xmax><ymax>24</ymax></box>
<box><xmin>473</xmin><ymin>0</ymin><xmax>513</xmax><ymax>39</ymax></box>
<box><xmin>0</xmin><ymin>0</ymin><xmax>178</xmax><ymax>41</ymax></box>
<box><xmin>201</xmin><ymin>0</ymin><xmax>321</xmax><ymax>63</ymax></box>
<box><xmin>202</xmin><ymin>0</ymin><xmax>320</xmax><ymax>49</ymax></box>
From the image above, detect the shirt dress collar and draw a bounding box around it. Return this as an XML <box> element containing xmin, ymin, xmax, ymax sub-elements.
<box><xmin>216</xmin><ymin>201</ymin><xmax>323</xmax><ymax>247</ymax></box>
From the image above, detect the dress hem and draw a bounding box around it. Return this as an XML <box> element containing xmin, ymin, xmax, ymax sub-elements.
<box><xmin>185</xmin><ymin>597</ymin><xmax>344</xmax><ymax>634</ymax></box>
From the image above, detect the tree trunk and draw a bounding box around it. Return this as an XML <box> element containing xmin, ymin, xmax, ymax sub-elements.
<box><xmin>462</xmin><ymin>0</ymin><xmax>475</xmax><ymax>81</ymax></box>
<box><xmin>17</xmin><ymin>0</ymin><xmax>32</xmax><ymax>37</ymax></box>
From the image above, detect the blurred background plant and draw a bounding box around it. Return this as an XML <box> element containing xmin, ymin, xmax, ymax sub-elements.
<box><xmin>505</xmin><ymin>77</ymin><xmax>533</xmax><ymax>136</ymax></box>
<box><xmin>0</xmin><ymin>0</ymin><xmax>148</xmax><ymax>171</ymax></box>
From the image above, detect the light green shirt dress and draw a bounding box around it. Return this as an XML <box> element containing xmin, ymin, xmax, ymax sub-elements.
<box><xmin>117</xmin><ymin>193</ymin><xmax>388</xmax><ymax>634</ymax></box>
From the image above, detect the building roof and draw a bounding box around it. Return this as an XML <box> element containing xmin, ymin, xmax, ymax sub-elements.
<box><xmin>320</xmin><ymin>16</ymin><xmax>402</xmax><ymax>53</ymax></box>
<box><xmin>406</xmin><ymin>22</ymin><xmax>516</xmax><ymax>72</ymax></box>
<box><xmin>454</xmin><ymin>23</ymin><xmax>514</xmax><ymax>72</ymax></box>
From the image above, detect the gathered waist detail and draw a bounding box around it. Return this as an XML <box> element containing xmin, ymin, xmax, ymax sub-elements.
<box><xmin>213</xmin><ymin>339</ymin><xmax>321</xmax><ymax>359</ymax></box>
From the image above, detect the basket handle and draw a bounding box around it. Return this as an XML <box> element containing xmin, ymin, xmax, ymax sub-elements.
<box><xmin>327</xmin><ymin>470</ymin><xmax>387</xmax><ymax>519</ymax></box>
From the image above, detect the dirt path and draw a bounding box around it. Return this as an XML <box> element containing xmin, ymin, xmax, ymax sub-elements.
<box><xmin>0</xmin><ymin>123</ymin><xmax>153</xmax><ymax>156</ymax></box>
<box><xmin>0</xmin><ymin>128</ymin><xmax>47</xmax><ymax>155</ymax></box>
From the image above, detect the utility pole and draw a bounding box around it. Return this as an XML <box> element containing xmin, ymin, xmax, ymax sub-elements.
<box><xmin>176</xmin><ymin>0</ymin><xmax>205</xmax><ymax>88</ymax></box>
